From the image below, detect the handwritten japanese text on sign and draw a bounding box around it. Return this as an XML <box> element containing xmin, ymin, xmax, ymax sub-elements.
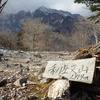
<box><xmin>43</xmin><ymin>58</ymin><xmax>96</xmax><ymax>84</ymax></box>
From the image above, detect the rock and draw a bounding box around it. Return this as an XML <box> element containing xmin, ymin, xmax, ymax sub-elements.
<box><xmin>20</xmin><ymin>97</ymin><xmax>28</xmax><ymax>100</ymax></box>
<box><xmin>13</xmin><ymin>79</ymin><xmax>21</xmax><ymax>87</ymax></box>
<box><xmin>38</xmin><ymin>74</ymin><xmax>43</xmax><ymax>80</ymax></box>
<box><xmin>26</xmin><ymin>80</ymin><xmax>37</xmax><ymax>85</ymax></box>
<box><xmin>71</xmin><ymin>91</ymin><xmax>93</xmax><ymax>100</ymax></box>
<box><xmin>22</xmin><ymin>83</ymin><xmax>26</xmax><ymax>87</ymax></box>
<box><xmin>19</xmin><ymin>50</ymin><xmax>24</xmax><ymax>53</ymax></box>
<box><xmin>14</xmin><ymin>63</ymin><xmax>19</xmax><ymax>66</ymax></box>
<box><xmin>0</xmin><ymin>53</ymin><xmax>3</xmax><ymax>56</ymax></box>
<box><xmin>0</xmin><ymin>95</ymin><xmax>7</xmax><ymax>100</ymax></box>
<box><xmin>34</xmin><ymin>72</ymin><xmax>40</xmax><ymax>76</ymax></box>
<box><xmin>0</xmin><ymin>49</ymin><xmax>4</xmax><ymax>53</ymax></box>
<box><xmin>0</xmin><ymin>77</ymin><xmax>7</xmax><ymax>87</ymax></box>
<box><xmin>0</xmin><ymin>53</ymin><xmax>3</xmax><ymax>61</ymax></box>
<box><xmin>13</xmin><ymin>78</ymin><xmax>27</xmax><ymax>87</ymax></box>
<box><xmin>34</xmin><ymin>53</ymin><xmax>42</xmax><ymax>58</ymax></box>
<box><xmin>0</xmin><ymin>70</ymin><xmax>3</xmax><ymax>72</ymax></box>
<box><xmin>48</xmin><ymin>79</ymin><xmax>70</xmax><ymax>100</ymax></box>
<box><xmin>17</xmin><ymin>87</ymin><xmax>26</xmax><ymax>91</ymax></box>
<box><xmin>26</xmin><ymin>61</ymin><xmax>30</xmax><ymax>63</ymax></box>
<box><xmin>28</xmin><ymin>93</ymin><xmax>38</xmax><ymax>99</ymax></box>
<box><xmin>40</xmin><ymin>78</ymin><xmax>52</xmax><ymax>84</ymax></box>
<box><xmin>3</xmin><ymin>58</ymin><xmax>8</xmax><ymax>61</ymax></box>
<box><xmin>29</xmin><ymin>65</ymin><xmax>41</xmax><ymax>71</ymax></box>
<box><xmin>20</xmin><ymin>64</ymin><xmax>23</xmax><ymax>68</ymax></box>
<box><xmin>6</xmin><ymin>64</ymin><xmax>11</xmax><ymax>68</ymax></box>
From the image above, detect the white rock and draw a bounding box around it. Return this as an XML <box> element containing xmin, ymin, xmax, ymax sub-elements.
<box><xmin>48</xmin><ymin>79</ymin><xmax>70</xmax><ymax>99</ymax></box>
<box><xmin>13</xmin><ymin>79</ymin><xmax>21</xmax><ymax>87</ymax></box>
<box><xmin>26</xmin><ymin>81</ymin><xmax>37</xmax><ymax>85</ymax></box>
<box><xmin>40</xmin><ymin>78</ymin><xmax>51</xmax><ymax>84</ymax></box>
<box><xmin>22</xmin><ymin>83</ymin><xmax>26</xmax><ymax>87</ymax></box>
<box><xmin>13</xmin><ymin>78</ymin><xmax>27</xmax><ymax>87</ymax></box>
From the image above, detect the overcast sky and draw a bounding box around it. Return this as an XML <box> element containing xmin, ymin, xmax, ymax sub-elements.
<box><xmin>3</xmin><ymin>0</ymin><xmax>93</xmax><ymax>17</ymax></box>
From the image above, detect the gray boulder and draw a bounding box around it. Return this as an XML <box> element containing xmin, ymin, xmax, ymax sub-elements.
<box><xmin>0</xmin><ymin>77</ymin><xmax>7</xmax><ymax>87</ymax></box>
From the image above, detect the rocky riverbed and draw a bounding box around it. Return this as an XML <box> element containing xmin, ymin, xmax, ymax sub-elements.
<box><xmin>0</xmin><ymin>49</ymin><xmax>72</xmax><ymax>100</ymax></box>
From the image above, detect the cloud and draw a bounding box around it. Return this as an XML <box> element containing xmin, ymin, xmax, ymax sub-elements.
<box><xmin>3</xmin><ymin>0</ymin><xmax>92</xmax><ymax>17</ymax></box>
<box><xmin>49</xmin><ymin>0</ymin><xmax>92</xmax><ymax>17</ymax></box>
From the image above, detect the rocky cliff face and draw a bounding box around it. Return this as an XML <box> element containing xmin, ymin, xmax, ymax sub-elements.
<box><xmin>1</xmin><ymin>6</ymin><xmax>84</xmax><ymax>34</ymax></box>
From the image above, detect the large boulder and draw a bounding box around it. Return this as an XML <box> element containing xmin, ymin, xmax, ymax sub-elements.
<box><xmin>48</xmin><ymin>79</ymin><xmax>70</xmax><ymax>100</ymax></box>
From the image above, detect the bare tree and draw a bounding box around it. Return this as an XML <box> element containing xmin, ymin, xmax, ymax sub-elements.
<box><xmin>71</xmin><ymin>18</ymin><xmax>91</xmax><ymax>49</ymax></box>
<box><xmin>71</xmin><ymin>17</ymin><xmax>100</xmax><ymax>49</ymax></box>
<box><xmin>71</xmin><ymin>31</ymin><xmax>90</xmax><ymax>49</ymax></box>
<box><xmin>87</xmin><ymin>21</ymin><xmax>100</xmax><ymax>45</ymax></box>
<box><xmin>0</xmin><ymin>29</ymin><xmax>17</xmax><ymax>49</ymax></box>
<box><xmin>43</xmin><ymin>31</ymin><xmax>71</xmax><ymax>51</ymax></box>
<box><xmin>20</xmin><ymin>18</ymin><xmax>50</xmax><ymax>51</ymax></box>
<box><xmin>18</xmin><ymin>19</ymin><xmax>71</xmax><ymax>51</ymax></box>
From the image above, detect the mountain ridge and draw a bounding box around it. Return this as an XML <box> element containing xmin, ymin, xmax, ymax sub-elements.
<box><xmin>1</xmin><ymin>6</ymin><xmax>84</xmax><ymax>34</ymax></box>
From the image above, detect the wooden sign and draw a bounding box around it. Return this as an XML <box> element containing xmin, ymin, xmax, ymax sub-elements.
<box><xmin>43</xmin><ymin>58</ymin><xmax>96</xmax><ymax>84</ymax></box>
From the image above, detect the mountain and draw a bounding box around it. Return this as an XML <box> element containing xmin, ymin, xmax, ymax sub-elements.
<box><xmin>1</xmin><ymin>6</ymin><xmax>84</xmax><ymax>34</ymax></box>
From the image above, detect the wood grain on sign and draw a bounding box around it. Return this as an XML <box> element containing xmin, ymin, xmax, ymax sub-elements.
<box><xmin>43</xmin><ymin>57</ymin><xmax>96</xmax><ymax>84</ymax></box>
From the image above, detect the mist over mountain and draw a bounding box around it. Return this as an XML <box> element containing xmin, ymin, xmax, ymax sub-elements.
<box><xmin>1</xmin><ymin>6</ymin><xmax>85</xmax><ymax>34</ymax></box>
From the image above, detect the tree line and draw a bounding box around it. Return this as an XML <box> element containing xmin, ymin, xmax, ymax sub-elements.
<box><xmin>0</xmin><ymin>18</ymin><xmax>99</xmax><ymax>51</ymax></box>
<box><xmin>0</xmin><ymin>0</ymin><xmax>99</xmax><ymax>51</ymax></box>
